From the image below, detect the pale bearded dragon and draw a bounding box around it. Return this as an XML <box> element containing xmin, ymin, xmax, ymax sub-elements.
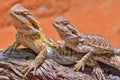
<box><xmin>53</xmin><ymin>17</ymin><xmax>120</xmax><ymax>80</ymax></box>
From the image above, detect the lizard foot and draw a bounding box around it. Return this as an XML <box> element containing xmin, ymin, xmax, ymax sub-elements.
<box><xmin>1</xmin><ymin>46</ymin><xmax>13</xmax><ymax>54</ymax></box>
<box><xmin>1</xmin><ymin>45</ymin><xmax>17</xmax><ymax>54</ymax></box>
<box><xmin>21</xmin><ymin>61</ymin><xmax>38</xmax><ymax>78</ymax></box>
<box><xmin>22</xmin><ymin>48</ymin><xmax>47</xmax><ymax>78</ymax></box>
<box><xmin>1</xmin><ymin>42</ymin><xmax>20</xmax><ymax>54</ymax></box>
<box><xmin>93</xmin><ymin>67</ymin><xmax>105</xmax><ymax>80</ymax></box>
<box><xmin>73</xmin><ymin>61</ymin><xmax>85</xmax><ymax>71</ymax></box>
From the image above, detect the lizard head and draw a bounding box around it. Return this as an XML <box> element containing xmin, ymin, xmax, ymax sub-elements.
<box><xmin>53</xmin><ymin>17</ymin><xmax>79</xmax><ymax>34</ymax></box>
<box><xmin>53</xmin><ymin>17</ymin><xmax>84</xmax><ymax>43</ymax></box>
<box><xmin>9</xmin><ymin>4</ymin><xmax>42</xmax><ymax>34</ymax></box>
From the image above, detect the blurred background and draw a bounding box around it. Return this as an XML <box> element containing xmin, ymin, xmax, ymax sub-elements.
<box><xmin>0</xmin><ymin>0</ymin><xmax>120</xmax><ymax>48</ymax></box>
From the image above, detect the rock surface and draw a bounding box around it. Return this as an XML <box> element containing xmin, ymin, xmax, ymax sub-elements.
<box><xmin>0</xmin><ymin>48</ymin><xmax>119</xmax><ymax>80</ymax></box>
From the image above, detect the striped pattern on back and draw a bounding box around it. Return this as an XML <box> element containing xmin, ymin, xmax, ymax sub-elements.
<box><xmin>83</xmin><ymin>34</ymin><xmax>114</xmax><ymax>50</ymax></box>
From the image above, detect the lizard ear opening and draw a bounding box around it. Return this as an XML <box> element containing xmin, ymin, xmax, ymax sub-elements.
<box><xmin>71</xmin><ymin>30</ymin><xmax>77</xmax><ymax>34</ymax></box>
<box><xmin>78</xmin><ymin>36</ymin><xmax>84</xmax><ymax>42</ymax></box>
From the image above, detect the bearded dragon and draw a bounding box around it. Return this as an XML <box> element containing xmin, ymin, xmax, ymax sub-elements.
<box><xmin>53</xmin><ymin>17</ymin><xmax>120</xmax><ymax>80</ymax></box>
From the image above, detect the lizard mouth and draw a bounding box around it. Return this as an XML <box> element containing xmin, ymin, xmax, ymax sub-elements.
<box><xmin>9</xmin><ymin>12</ymin><xmax>41</xmax><ymax>35</ymax></box>
<box><xmin>10</xmin><ymin>10</ymin><xmax>42</xmax><ymax>31</ymax></box>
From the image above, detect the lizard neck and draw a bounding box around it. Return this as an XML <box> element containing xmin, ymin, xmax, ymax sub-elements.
<box><xmin>31</xmin><ymin>32</ymin><xmax>60</xmax><ymax>49</ymax></box>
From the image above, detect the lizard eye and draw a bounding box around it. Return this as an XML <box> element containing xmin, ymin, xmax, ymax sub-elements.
<box><xmin>62</xmin><ymin>21</ymin><xmax>69</xmax><ymax>25</ymax></box>
<box><xmin>22</xmin><ymin>11</ymin><xmax>28</xmax><ymax>15</ymax></box>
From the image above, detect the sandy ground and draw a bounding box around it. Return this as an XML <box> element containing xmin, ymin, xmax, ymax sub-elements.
<box><xmin>0</xmin><ymin>0</ymin><xmax>120</xmax><ymax>48</ymax></box>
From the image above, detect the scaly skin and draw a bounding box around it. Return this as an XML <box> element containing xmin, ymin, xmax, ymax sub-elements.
<box><xmin>53</xmin><ymin>17</ymin><xmax>120</xmax><ymax>80</ymax></box>
<box><xmin>2</xmin><ymin>4</ymin><xmax>120</xmax><ymax>80</ymax></box>
<box><xmin>3</xmin><ymin>4</ymin><xmax>95</xmax><ymax>78</ymax></box>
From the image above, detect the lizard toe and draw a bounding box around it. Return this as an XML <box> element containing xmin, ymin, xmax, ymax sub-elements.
<box><xmin>2</xmin><ymin>46</ymin><xmax>11</xmax><ymax>54</ymax></box>
<box><xmin>93</xmin><ymin>67</ymin><xmax>105</xmax><ymax>80</ymax></box>
<box><xmin>33</xmin><ymin>67</ymin><xmax>37</xmax><ymax>76</ymax></box>
<box><xmin>23</xmin><ymin>66</ymin><xmax>33</xmax><ymax>78</ymax></box>
<box><xmin>22</xmin><ymin>62</ymin><xmax>38</xmax><ymax>78</ymax></box>
<box><xmin>74</xmin><ymin>61</ymin><xmax>85</xmax><ymax>71</ymax></box>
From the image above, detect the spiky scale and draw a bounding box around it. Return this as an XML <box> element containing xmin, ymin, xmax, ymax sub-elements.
<box><xmin>82</xmin><ymin>34</ymin><xmax>114</xmax><ymax>53</ymax></box>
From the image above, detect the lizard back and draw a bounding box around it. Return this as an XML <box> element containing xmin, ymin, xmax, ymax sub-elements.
<box><xmin>82</xmin><ymin>34</ymin><xmax>114</xmax><ymax>52</ymax></box>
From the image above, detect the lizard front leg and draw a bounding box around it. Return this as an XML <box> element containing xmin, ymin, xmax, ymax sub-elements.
<box><xmin>74</xmin><ymin>46</ymin><xmax>95</xmax><ymax>71</ymax></box>
<box><xmin>2</xmin><ymin>33</ymin><xmax>21</xmax><ymax>54</ymax></box>
<box><xmin>74</xmin><ymin>54</ymin><xmax>105</xmax><ymax>80</ymax></box>
<box><xmin>2</xmin><ymin>41</ymin><xmax>20</xmax><ymax>54</ymax></box>
<box><xmin>22</xmin><ymin>45</ymin><xmax>47</xmax><ymax>78</ymax></box>
<box><xmin>74</xmin><ymin>52</ymin><xmax>93</xmax><ymax>71</ymax></box>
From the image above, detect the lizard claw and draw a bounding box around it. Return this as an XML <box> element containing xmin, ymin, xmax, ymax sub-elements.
<box><xmin>22</xmin><ymin>49</ymin><xmax>47</xmax><ymax>78</ymax></box>
<box><xmin>1</xmin><ymin>46</ymin><xmax>14</xmax><ymax>54</ymax></box>
<box><xmin>1</xmin><ymin>42</ymin><xmax>20</xmax><ymax>54</ymax></box>
<box><xmin>73</xmin><ymin>61</ymin><xmax>85</xmax><ymax>71</ymax></box>
<box><xmin>93</xmin><ymin>67</ymin><xmax>105</xmax><ymax>80</ymax></box>
<box><xmin>22</xmin><ymin>62</ymin><xmax>38</xmax><ymax>78</ymax></box>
